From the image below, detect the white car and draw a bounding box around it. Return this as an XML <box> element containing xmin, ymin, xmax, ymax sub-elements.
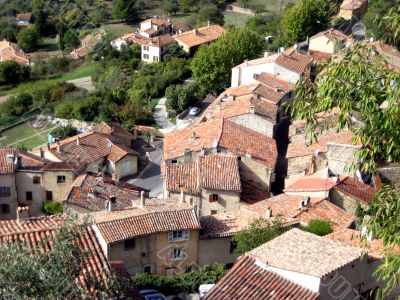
<box><xmin>139</xmin><ymin>289</ymin><xmax>168</xmax><ymax>300</ymax></box>
<box><xmin>189</xmin><ymin>107</ymin><xmax>200</xmax><ymax>116</ymax></box>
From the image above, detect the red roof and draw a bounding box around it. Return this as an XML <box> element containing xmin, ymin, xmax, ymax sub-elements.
<box><xmin>334</xmin><ymin>176</ymin><xmax>378</xmax><ymax>204</ymax></box>
<box><xmin>204</xmin><ymin>255</ymin><xmax>319</xmax><ymax>300</ymax></box>
<box><xmin>275</xmin><ymin>49</ymin><xmax>313</xmax><ymax>74</ymax></box>
<box><xmin>285</xmin><ymin>177</ymin><xmax>344</xmax><ymax>192</ymax></box>
<box><xmin>0</xmin><ymin>148</ymin><xmax>17</xmax><ymax>174</ymax></box>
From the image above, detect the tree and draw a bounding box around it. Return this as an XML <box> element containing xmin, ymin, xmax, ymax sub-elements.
<box><xmin>113</xmin><ymin>0</ymin><xmax>138</xmax><ymax>22</ymax></box>
<box><xmin>280</xmin><ymin>0</ymin><xmax>331</xmax><ymax>45</ymax></box>
<box><xmin>162</xmin><ymin>0</ymin><xmax>179</xmax><ymax>16</ymax></box>
<box><xmin>17</xmin><ymin>28</ymin><xmax>40</xmax><ymax>52</ymax></box>
<box><xmin>300</xmin><ymin>219</ymin><xmax>333</xmax><ymax>236</ymax></box>
<box><xmin>238</xmin><ymin>0</ymin><xmax>252</xmax><ymax>8</ymax></box>
<box><xmin>376</xmin><ymin>5</ymin><xmax>400</xmax><ymax>48</ymax></box>
<box><xmin>0</xmin><ymin>213</ymin><xmax>129</xmax><ymax>298</ymax></box>
<box><xmin>178</xmin><ymin>0</ymin><xmax>199</xmax><ymax>13</ymax></box>
<box><xmin>197</xmin><ymin>5</ymin><xmax>224</xmax><ymax>26</ymax></box>
<box><xmin>0</xmin><ymin>61</ymin><xmax>30</xmax><ymax>86</ymax></box>
<box><xmin>166</xmin><ymin>82</ymin><xmax>204</xmax><ymax>113</ymax></box>
<box><xmin>51</xmin><ymin>125</ymin><xmax>77</xmax><ymax>139</ymax></box>
<box><xmin>232</xmin><ymin>216</ymin><xmax>288</xmax><ymax>254</ymax></box>
<box><xmin>363</xmin><ymin>185</ymin><xmax>400</xmax><ymax>298</ymax></box>
<box><xmin>191</xmin><ymin>27</ymin><xmax>264</xmax><ymax>91</ymax></box>
<box><xmin>163</xmin><ymin>44</ymin><xmax>188</xmax><ymax>61</ymax></box>
<box><xmin>290</xmin><ymin>44</ymin><xmax>400</xmax><ymax>172</ymax></box>
<box><xmin>62</xmin><ymin>29</ymin><xmax>80</xmax><ymax>50</ymax></box>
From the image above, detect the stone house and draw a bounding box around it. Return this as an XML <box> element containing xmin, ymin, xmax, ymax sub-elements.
<box><xmin>33</xmin><ymin>131</ymin><xmax>139</xmax><ymax>181</ymax></box>
<box><xmin>91</xmin><ymin>199</ymin><xmax>200</xmax><ymax>276</ymax></box>
<box><xmin>174</xmin><ymin>24</ymin><xmax>226</xmax><ymax>54</ymax></box>
<box><xmin>339</xmin><ymin>0</ymin><xmax>368</xmax><ymax>21</ymax></box>
<box><xmin>164</xmin><ymin>155</ymin><xmax>242</xmax><ymax>216</ymax></box>
<box><xmin>205</xmin><ymin>228</ymin><xmax>396</xmax><ymax>300</ymax></box>
<box><xmin>308</xmin><ymin>29</ymin><xmax>349</xmax><ymax>55</ymax></box>
<box><xmin>0</xmin><ymin>39</ymin><xmax>30</xmax><ymax>65</ymax></box>
<box><xmin>231</xmin><ymin>48</ymin><xmax>313</xmax><ymax>86</ymax></box>
<box><xmin>163</xmin><ymin>118</ymin><xmax>277</xmax><ymax>193</ymax></box>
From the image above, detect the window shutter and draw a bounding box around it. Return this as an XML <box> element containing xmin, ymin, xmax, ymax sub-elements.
<box><xmin>184</xmin><ymin>231</ymin><xmax>189</xmax><ymax>240</ymax></box>
<box><xmin>182</xmin><ymin>248</ymin><xmax>187</xmax><ymax>259</ymax></box>
<box><xmin>168</xmin><ymin>232</ymin><xmax>173</xmax><ymax>242</ymax></box>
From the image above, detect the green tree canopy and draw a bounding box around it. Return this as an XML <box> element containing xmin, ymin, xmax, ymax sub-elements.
<box><xmin>191</xmin><ymin>27</ymin><xmax>264</xmax><ymax>91</ymax></box>
<box><xmin>62</xmin><ymin>29</ymin><xmax>80</xmax><ymax>50</ymax></box>
<box><xmin>290</xmin><ymin>44</ymin><xmax>400</xmax><ymax>172</ymax></box>
<box><xmin>0</xmin><ymin>61</ymin><xmax>30</xmax><ymax>86</ymax></box>
<box><xmin>17</xmin><ymin>28</ymin><xmax>40</xmax><ymax>52</ymax></box>
<box><xmin>301</xmin><ymin>219</ymin><xmax>333</xmax><ymax>236</ymax></box>
<box><xmin>232</xmin><ymin>216</ymin><xmax>288</xmax><ymax>254</ymax></box>
<box><xmin>162</xmin><ymin>0</ymin><xmax>179</xmax><ymax>16</ymax></box>
<box><xmin>280</xmin><ymin>0</ymin><xmax>331</xmax><ymax>45</ymax></box>
<box><xmin>376</xmin><ymin>4</ymin><xmax>400</xmax><ymax>48</ymax></box>
<box><xmin>113</xmin><ymin>0</ymin><xmax>139</xmax><ymax>22</ymax></box>
<box><xmin>197</xmin><ymin>5</ymin><xmax>224</xmax><ymax>26</ymax></box>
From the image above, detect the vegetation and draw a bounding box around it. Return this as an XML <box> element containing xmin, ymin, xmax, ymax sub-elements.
<box><xmin>191</xmin><ymin>27</ymin><xmax>265</xmax><ymax>92</ymax></box>
<box><xmin>42</xmin><ymin>202</ymin><xmax>64</xmax><ymax>215</ymax></box>
<box><xmin>113</xmin><ymin>0</ymin><xmax>140</xmax><ymax>22</ymax></box>
<box><xmin>197</xmin><ymin>5</ymin><xmax>225</xmax><ymax>26</ymax></box>
<box><xmin>0</xmin><ymin>61</ymin><xmax>30</xmax><ymax>86</ymax></box>
<box><xmin>166</xmin><ymin>82</ymin><xmax>206</xmax><ymax>113</ymax></box>
<box><xmin>376</xmin><ymin>4</ymin><xmax>400</xmax><ymax>48</ymax></box>
<box><xmin>290</xmin><ymin>44</ymin><xmax>400</xmax><ymax>172</ymax></box>
<box><xmin>280</xmin><ymin>0</ymin><xmax>331</xmax><ymax>45</ymax></box>
<box><xmin>363</xmin><ymin>185</ymin><xmax>400</xmax><ymax>298</ymax></box>
<box><xmin>133</xmin><ymin>264</ymin><xmax>227</xmax><ymax>295</ymax></box>
<box><xmin>50</xmin><ymin>125</ymin><xmax>77</xmax><ymax>139</ymax></box>
<box><xmin>0</xmin><ymin>213</ymin><xmax>129</xmax><ymax>298</ymax></box>
<box><xmin>300</xmin><ymin>219</ymin><xmax>333</xmax><ymax>236</ymax></box>
<box><xmin>17</xmin><ymin>28</ymin><xmax>40</xmax><ymax>52</ymax></box>
<box><xmin>232</xmin><ymin>216</ymin><xmax>288</xmax><ymax>254</ymax></box>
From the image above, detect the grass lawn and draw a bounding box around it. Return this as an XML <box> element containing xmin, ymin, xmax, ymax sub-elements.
<box><xmin>38</xmin><ymin>37</ymin><xmax>59</xmax><ymax>51</ymax></box>
<box><xmin>0</xmin><ymin>63</ymin><xmax>99</xmax><ymax>96</ymax></box>
<box><xmin>0</xmin><ymin>122</ymin><xmax>56</xmax><ymax>150</ymax></box>
<box><xmin>223</xmin><ymin>11</ymin><xmax>252</xmax><ymax>27</ymax></box>
<box><xmin>232</xmin><ymin>0</ymin><xmax>297</xmax><ymax>13</ymax></box>
<box><xmin>103</xmin><ymin>23</ymin><xmax>137</xmax><ymax>39</ymax></box>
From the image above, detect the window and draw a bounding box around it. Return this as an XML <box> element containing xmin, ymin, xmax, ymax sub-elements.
<box><xmin>170</xmin><ymin>248</ymin><xmax>187</xmax><ymax>261</ymax></box>
<box><xmin>26</xmin><ymin>191</ymin><xmax>33</xmax><ymax>201</ymax></box>
<box><xmin>143</xmin><ymin>45</ymin><xmax>149</xmax><ymax>51</ymax></box>
<box><xmin>237</xmin><ymin>156</ymin><xmax>241</xmax><ymax>161</ymax></box>
<box><xmin>33</xmin><ymin>176</ymin><xmax>40</xmax><ymax>184</ymax></box>
<box><xmin>0</xmin><ymin>204</ymin><xmax>10</xmax><ymax>214</ymax></box>
<box><xmin>143</xmin><ymin>54</ymin><xmax>149</xmax><ymax>60</ymax></box>
<box><xmin>171</xmin><ymin>160</ymin><xmax>177</xmax><ymax>164</ymax></box>
<box><xmin>209</xmin><ymin>194</ymin><xmax>219</xmax><ymax>202</ymax></box>
<box><xmin>166</xmin><ymin>268</ymin><xmax>175</xmax><ymax>277</ymax></box>
<box><xmin>168</xmin><ymin>230</ymin><xmax>189</xmax><ymax>242</ymax></box>
<box><xmin>57</xmin><ymin>175</ymin><xmax>66</xmax><ymax>183</ymax></box>
<box><xmin>153</xmin><ymin>56</ymin><xmax>159</xmax><ymax>62</ymax></box>
<box><xmin>46</xmin><ymin>191</ymin><xmax>53</xmax><ymax>201</ymax></box>
<box><xmin>185</xmin><ymin>266</ymin><xmax>192</xmax><ymax>273</ymax></box>
<box><xmin>0</xmin><ymin>187</ymin><xmax>11</xmax><ymax>198</ymax></box>
<box><xmin>230</xmin><ymin>241</ymin><xmax>237</xmax><ymax>254</ymax></box>
<box><xmin>211</xmin><ymin>210</ymin><xmax>218</xmax><ymax>215</ymax></box>
<box><xmin>124</xmin><ymin>238</ymin><xmax>135</xmax><ymax>250</ymax></box>
<box><xmin>143</xmin><ymin>265</ymin><xmax>152</xmax><ymax>274</ymax></box>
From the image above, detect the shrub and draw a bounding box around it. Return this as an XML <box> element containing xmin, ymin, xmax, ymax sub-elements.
<box><xmin>51</xmin><ymin>125</ymin><xmax>77</xmax><ymax>139</ymax></box>
<box><xmin>42</xmin><ymin>202</ymin><xmax>64</xmax><ymax>215</ymax></box>
<box><xmin>166</xmin><ymin>83</ymin><xmax>205</xmax><ymax>113</ymax></box>
<box><xmin>301</xmin><ymin>219</ymin><xmax>333</xmax><ymax>236</ymax></box>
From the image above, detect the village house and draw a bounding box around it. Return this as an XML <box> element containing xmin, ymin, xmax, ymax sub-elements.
<box><xmin>140</xmin><ymin>34</ymin><xmax>176</xmax><ymax>63</ymax></box>
<box><xmin>139</xmin><ymin>17</ymin><xmax>172</xmax><ymax>38</ymax></box>
<box><xmin>16</xmin><ymin>13</ymin><xmax>32</xmax><ymax>27</ymax></box>
<box><xmin>32</xmin><ymin>131</ymin><xmax>139</xmax><ymax>181</ymax></box>
<box><xmin>174</xmin><ymin>24</ymin><xmax>226</xmax><ymax>54</ymax></box>
<box><xmin>91</xmin><ymin>198</ymin><xmax>200</xmax><ymax>276</ymax></box>
<box><xmin>308</xmin><ymin>28</ymin><xmax>349</xmax><ymax>56</ymax></box>
<box><xmin>0</xmin><ymin>216</ymin><xmax>140</xmax><ymax>298</ymax></box>
<box><xmin>339</xmin><ymin>0</ymin><xmax>369</xmax><ymax>21</ymax></box>
<box><xmin>206</xmin><ymin>228</ymin><xmax>392</xmax><ymax>299</ymax></box>
<box><xmin>163</xmin><ymin>118</ymin><xmax>277</xmax><ymax>193</ymax></box>
<box><xmin>231</xmin><ymin>48</ymin><xmax>313</xmax><ymax>86</ymax></box>
<box><xmin>0</xmin><ymin>39</ymin><xmax>30</xmax><ymax>65</ymax></box>
<box><xmin>0</xmin><ymin>147</ymin><xmax>83</xmax><ymax>220</ymax></box>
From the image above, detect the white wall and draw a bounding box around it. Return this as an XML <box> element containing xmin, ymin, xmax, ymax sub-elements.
<box><xmin>274</xmin><ymin>64</ymin><xmax>301</xmax><ymax>84</ymax></box>
<box><xmin>142</xmin><ymin>45</ymin><xmax>161</xmax><ymax>63</ymax></box>
<box><xmin>231</xmin><ymin>62</ymin><xmax>275</xmax><ymax>87</ymax></box>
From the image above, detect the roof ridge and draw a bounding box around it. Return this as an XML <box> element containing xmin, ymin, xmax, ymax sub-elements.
<box><xmin>0</xmin><ymin>226</ymin><xmax>58</xmax><ymax>237</ymax></box>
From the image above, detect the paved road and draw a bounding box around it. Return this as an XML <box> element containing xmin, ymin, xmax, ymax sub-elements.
<box><xmin>127</xmin><ymin>146</ymin><xmax>163</xmax><ymax>198</ymax></box>
<box><xmin>153</xmin><ymin>97</ymin><xmax>175</xmax><ymax>130</ymax></box>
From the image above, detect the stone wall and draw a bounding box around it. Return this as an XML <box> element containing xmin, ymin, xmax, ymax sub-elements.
<box><xmin>378</xmin><ymin>165</ymin><xmax>400</xmax><ymax>188</ymax></box>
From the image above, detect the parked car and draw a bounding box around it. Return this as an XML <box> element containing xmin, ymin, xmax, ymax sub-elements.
<box><xmin>199</xmin><ymin>284</ymin><xmax>215</xmax><ymax>298</ymax></box>
<box><xmin>189</xmin><ymin>107</ymin><xmax>200</xmax><ymax>116</ymax></box>
<box><xmin>139</xmin><ymin>289</ymin><xmax>168</xmax><ymax>300</ymax></box>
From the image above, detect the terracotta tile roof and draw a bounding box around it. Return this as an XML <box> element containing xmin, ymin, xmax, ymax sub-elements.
<box><xmin>46</xmin><ymin>132</ymin><xmax>138</xmax><ymax>165</ymax></box>
<box><xmin>309</xmin><ymin>50</ymin><xmax>332</xmax><ymax>61</ymax></box>
<box><xmin>0</xmin><ymin>147</ymin><xmax>17</xmax><ymax>174</ymax></box>
<box><xmin>310</xmin><ymin>28</ymin><xmax>348</xmax><ymax>41</ymax></box>
<box><xmin>252</xmin><ymin>83</ymin><xmax>287</xmax><ymax>104</ymax></box>
<box><xmin>165</xmin><ymin>155</ymin><xmax>241</xmax><ymax>194</ymax></box>
<box><xmin>92</xmin><ymin>122</ymin><xmax>134</xmax><ymax>137</ymax></box>
<box><xmin>164</xmin><ymin>119</ymin><xmax>277</xmax><ymax>169</ymax></box>
<box><xmin>16</xmin><ymin>13</ymin><xmax>32</xmax><ymax>21</ymax></box>
<box><xmin>326</xmin><ymin>229</ymin><xmax>386</xmax><ymax>259</ymax></box>
<box><xmin>219</xmin><ymin>119</ymin><xmax>277</xmax><ymax>169</ymax></box>
<box><xmin>42</xmin><ymin>161</ymin><xmax>84</xmax><ymax>171</ymax></box>
<box><xmin>284</xmin><ymin>176</ymin><xmax>343</xmax><ymax>192</ymax></box>
<box><xmin>255</xmin><ymin>72</ymin><xmax>294</xmax><ymax>95</ymax></box>
<box><xmin>334</xmin><ymin>176</ymin><xmax>377</xmax><ymax>204</ymax></box>
<box><xmin>0</xmin><ymin>217</ymin><xmax>111</xmax><ymax>292</ymax></box>
<box><xmin>165</xmin><ymin>163</ymin><xmax>199</xmax><ymax>195</ymax></box>
<box><xmin>204</xmin><ymin>255</ymin><xmax>319</xmax><ymax>300</ymax></box>
<box><xmin>240</xmin><ymin>180</ymin><xmax>270</xmax><ymax>204</ymax></box>
<box><xmin>142</xmin><ymin>17</ymin><xmax>170</xmax><ymax>26</ymax></box>
<box><xmin>233</xmin><ymin>54</ymin><xmax>279</xmax><ymax>68</ymax></box>
<box><xmin>287</xmin><ymin>130</ymin><xmax>357</xmax><ymax>158</ymax></box>
<box><xmin>109</xmin><ymin>261</ymin><xmax>141</xmax><ymax>299</ymax></box>
<box><xmin>173</xmin><ymin>23</ymin><xmax>191</xmax><ymax>32</ymax></box>
<box><xmin>249</xmin><ymin>228</ymin><xmax>363</xmax><ymax>278</ymax></box>
<box><xmin>139</xmin><ymin>34</ymin><xmax>176</xmax><ymax>47</ymax></box>
<box><xmin>275</xmin><ymin>49</ymin><xmax>313</xmax><ymax>74</ymax></box>
<box><xmin>340</xmin><ymin>0</ymin><xmax>367</xmax><ymax>10</ymax></box>
<box><xmin>174</xmin><ymin>25</ymin><xmax>226</xmax><ymax>48</ymax></box>
<box><xmin>93</xmin><ymin>200</ymin><xmax>200</xmax><ymax>243</ymax></box>
<box><xmin>66</xmin><ymin>173</ymin><xmax>148</xmax><ymax>211</ymax></box>
<box><xmin>0</xmin><ymin>39</ymin><xmax>29</xmax><ymax>65</ymax></box>
<box><xmin>199</xmin><ymin>155</ymin><xmax>241</xmax><ymax>191</ymax></box>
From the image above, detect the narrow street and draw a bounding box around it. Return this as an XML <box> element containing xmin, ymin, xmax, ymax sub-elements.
<box><xmin>153</xmin><ymin>97</ymin><xmax>175</xmax><ymax>130</ymax></box>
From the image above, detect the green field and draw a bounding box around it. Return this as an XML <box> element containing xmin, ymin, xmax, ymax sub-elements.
<box><xmin>0</xmin><ymin>63</ymin><xmax>99</xmax><ymax>96</ymax></box>
<box><xmin>223</xmin><ymin>11</ymin><xmax>253</xmax><ymax>27</ymax></box>
<box><xmin>103</xmin><ymin>23</ymin><xmax>137</xmax><ymax>38</ymax></box>
<box><xmin>232</xmin><ymin>0</ymin><xmax>297</xmax><ymax>13</ymax></box>
<box><xmin>0</xmin><ymin>122</ymin><xmax>56</xmax><ymax>150</ymax></box>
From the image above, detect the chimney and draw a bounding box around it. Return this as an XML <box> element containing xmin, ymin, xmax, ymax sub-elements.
<box><xmin>245</xmin><ymin>150</ymin><xmax>251</xmax><ymax>158</ymax></box>
<box><xmin>216</xmin><ymin>101</ymin><xmax>221</xmax><ymax>112</ymax></box>
<box><xmin>190</xmin><ymin>132</ymin><xmax>197</xmax><ymax>141</ymax></box>
<box><xmin>200</xmin><ymin>148</ymin><xmax>205</xmax><ymax>156</ymax></box>
<box><xmin>105</xmin><ymin>200</ymin><xmax>109</xmax><ymax>211</ymax></box>
<box><xmin>275</xmin><ymin>87</ymin><xmax>281</xmax><ymax>93</ymax></box>
<box><xmin>193</xmin><ymin>29</ymin><xmax>198</xmax><ymax>35</ymax></box>
<box><xmin>303</xmin><ymin>196</ymin><xmax>310</xmax><ymax>206</ymax></box>
<box><xmin>47</xmin><ymin>143</ymin><xmax>50</xmax><ymax>150</ymax></box>
<box><xmin>180</xmin><ymin>191</ymin><xmax>185</xmax><ymax>204</ymax></box>
<box><xmin>244</xmin><ymin>59</ymin><xmax>248</xmax><ymax>66</ymax></box>
<box><xmin>140</xmin><ymin>191</ymin><xmax>145</xmax><ymax>208</ymax></box>
<box><xmin>184</xmin><ymin>148</ymin><xmax>191</xmax><ymax>162</ymax></box>
<box><xmin>40</xmin><ymin>149</ymin><xmax>44</xmax><ymax>158</ymax></box>
<box><xmin>16</xmin><ymin>207</ymin><xmax>20</xmax><ymax>222</ymax></box>
<box><xmin>56</xmin><ymin>141</ymin><xmax>61</xmax><ymax>153</ymax></box>
<box><xmin>265</xmin><ymin>207</ymin><xmax>272</xmax><ymax>218</ymax></box>
<box><xmin>108</xmin><ymin>196</ymin><xmax>117</xmax><ymax>212</ymax></box>
<box><xmin>249</xmin><ymin>105</ymin><xmax>255</xmax><ymax>114</ymax></box>
<box><xmin>332</xmin><ymin>176</ymin><xmax>340</xmax><ymax>184</ymax></box>
<box><xmin>76</xmin><ymin>137</ymin><xmax>80</xmax><ymax>145</ymax></box>
<box><xmin>298</xmin><ymin>200</ymin><xmax>304</xmax><ymax>210</ymax></box>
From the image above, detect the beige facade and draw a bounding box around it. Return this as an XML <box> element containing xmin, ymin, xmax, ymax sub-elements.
<box><xmin>238</xmin><ymin>156</ymin><xmax>273</xmax><ymax>191</ymax></box>
<box><xmin>287</xmin><ymin>154</ymin><xmax>328</xmax><ymax>179</ymax></box>
<box><xmin>229</xmin><ymin>114</ymin><xmax>275</xmax><ymax>138</ymax></box>
<box><xmin>309</xmin><ymin>35</ymin><xmax>346</xmax><ymax>54</ymax></box>
<box><xmin>15</xmin><ymin>171</ymin><xmax>44</xmax><ymax>216</ymax></box>
<box><xmin>113</xmin><ymin>155</ymin><xmax>138</xmax><ymax>181</ymax></box>
<box><xmin>200</xmin><ymin>189</ymin><xmax>240</xmax><ymax>216</ymax></box>
<box><xmin>329</xmin><ymin>189</ymin><xmax>365</xmax><ymax>214</ymax></box>
<box><xmin>198</xmin><ymin>236</ymin><xmax>239</xmax><ymax>267</ymax></box>
<box><xmin>43</xmin><ymin>170</ymin><xmax>76</xmax><ymax>202</ymax></box>
<box><xmin>0</xmin><ymin>173</ymin><xmax>17</xmax><ymax>220</ymax></box>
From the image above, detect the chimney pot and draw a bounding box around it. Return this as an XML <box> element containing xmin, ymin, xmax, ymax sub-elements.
<box><xmin>298</xmin><ymin>200</ymin><xmax>304</xmax><ymax>210</ymax></box>
<box><xmin>245</xmin><ymin>150</ymin><xmax>251</xmax><ymax>158</ymax></box>
<box><xmin>265</xmin><ymin>208</ymin><xmax>272</xmax><ymax>218</ymax></box>
<box><xmin>140</xmin><ymin>191</ymin><xmax>145</xmax><ymax>207</ymax></box>
<box><xmin>180</xmin><ymin>191</ymin><xmax>185</xmax><ymax>204</ymax></box>
<box><xmin>249</xmin><ymin>105</ymin><xmax>255</xmax><ymax>114</ymax></box>
<box><xmin>76</xmin><ymin>137</ymin><xmax>80</xmax><ymax>145</ymax></box>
